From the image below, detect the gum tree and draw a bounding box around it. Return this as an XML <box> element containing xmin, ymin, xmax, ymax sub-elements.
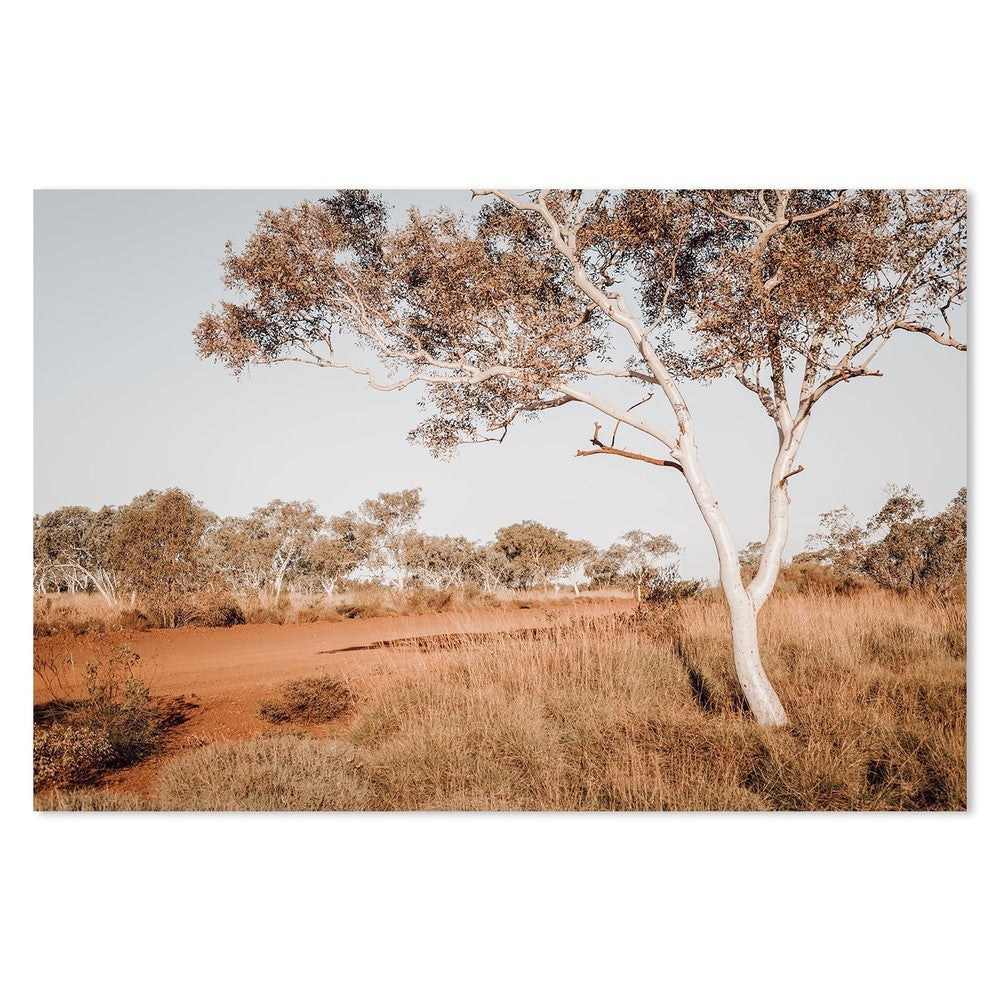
<box><xmin>307</xmin><ymin>512</ymin><xmax>375</xmax><ymax>595</ymax></box>
<box><xmin>113</xmin><ymin>488</ymin><xmax>215</xmax><ymax>624</ymax></box>
<box><xmin>359</xmin><ymin>488</ymin><xmax>424</xmax><ymax>588</ymax></box>
<box><xmin>493</xmin><ymin>520</ymin><xmax>588</xmax><ymax>590</ymax></box>
<box><xmin>33</xmin><ymin>505</ymin><xmax>123</xmax><ymax>605</ymax></box>
<box><xmin>607</xmin><ymin>529</ymin><xmax>681</xmax><ymax>603</ymax></box>
<box><xmin>195</xmin><ymin>189</ymin><xmax>966</xmax><ymax>725</ymax></box>
<box><xmin>246</xmin><ymin>499</ymin><xmax>325</xmax><ymax>600</ymax></box>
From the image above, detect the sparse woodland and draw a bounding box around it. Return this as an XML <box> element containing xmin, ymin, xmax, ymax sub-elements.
<box><xmin>34</xmin><ymin>486</ymin><xmax>665</xmax><ymax>631</ymax></box>
<box><xmin>34</xmin><ymin>483</ymin><xmax>965</xmax><ymax>634</ymax></box>
<box><xmin>34</xmin><ymin>481</ymin><xmax>965</xmax><ymax>812</ymax></box>
<box><xmin>34</xmin><ymin>189</ymin><xmax>967</xmax><ymax>812</ymax></box>
<box><xmin>194</xmin><ymin>189</ymin><xmax>966</xmax><ymax>724</ymax></box>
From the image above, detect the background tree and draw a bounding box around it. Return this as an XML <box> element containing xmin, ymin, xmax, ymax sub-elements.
<box><xmin>607</xmin><ymin>530</ymin><xmax>681</xmax><ymax>603</ymax></box>
<box><xmin>861</xmin><ymin>486</ymin><xmax>965</xmax><ymax>593</ymax></box>
<box><xmin>359</xmin><ymin>488</ymin><xmax>424</xmax><ymax>588</ymax></box>
<box><xmin>800</xmin><ymin>485</ymin><xmax>966</xmax><ymax>595</ymax></box>
<box><xmin>403</xmin><ymin>533</ymin><xmax>475</xmax><ymax>590</ymax></box>
<box><xmin>804</xmin><ymin>507</ymin><xmax>869</xmax><ymax>575</ymax></box>
<box><xmin>468</xmin><ymin>541</ymin><xmax>511</xmax><ymax>595</ymax></box>
<box><xmin>33</xmin><ymin>505</ymin><xmax>123</xmax><ymax>604</ymax></box>
<box><xmin>202</xmin><ymin>515</ymin><xmax>271</xmax><ymax>595</ymax></box>
<box><xmin>493</xmin><ymin>521</ymin><xmax>584</xmax><ymax>590</ymax></box>
<box><xmin>584</xmin><ymin>546</ymin><xmax>628</xmax><ymax>589</ymax></box>
<box><xmin>305</xmin><ymin>512</ymin><xmax>374</xmax><ymax>595</ymax></box>
<box><xmin>737</xmin><ymin>540</ymin><xmax>765</xmax><ymax>585</ymax></box>
<box><xmin>112</xmin><ymin>489</ymin><xmax>215</xmax><ymax>625</ymax></box>
<box><xmin>247</xmin><ymin>499</ymin><xmax>324</xmax><ymax>600</ymax></box>
<box><xmin>549</xmin><ymin>538</ymin><xmax>596</xmax><ymax>595</ymax></box>
<box><xmin>194</xmin><ymin>189</ymin><xmax>967</xmax><ymax>725</ymax></box>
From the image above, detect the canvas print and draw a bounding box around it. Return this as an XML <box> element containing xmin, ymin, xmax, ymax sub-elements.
<box><xmin>33</xmin><ymin>189</ymin><xmax>967</xmax><ymax>811</ymax></box>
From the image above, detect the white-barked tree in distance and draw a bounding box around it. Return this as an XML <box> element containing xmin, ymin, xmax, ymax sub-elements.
<box><xmin>195</xmin><ymin>189</ymin><xmax>967</xmax><ymax>726</ymax></box>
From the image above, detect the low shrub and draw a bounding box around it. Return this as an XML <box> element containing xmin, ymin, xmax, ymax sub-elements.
<box><xmin>116</xmin><ymin>607</ymin><xmax>156</xmax><ymax>631</ymax></box>
<box><xmin>186</xmin><ymin>596</ymin><xmax>246</xmax><ymax>628</ymax></box>
<box><xmin>33</xmin><ymin>596</ymin><xmax>120</xmax><ymax>637</ymax></box>
<box><xmin>33</xmin><ymin>724</ymin><xmax>115</xmax><ymax>790</ymax></box>
<box><xmin>774</xmin><ymin>561</ymin><xmax>866</xmax><ymax>596</ymax></box>
<box><xmin>259</xmin><ymin>674</ymin><xmax>358</xmax><ymax>724</ymax></box>
<box><xmin>259</xmin><ymin>701</ymin><xmax>292</xmax><ymax>724</ymax></box>
<box><xmin>334</xmin><ymin>601</ymin><xmax>388</xmax><ymax>620</ymax></box>
<box><xmin>401</xmin><ymin>587</ymin><xmax>455</xmax><ymax>614</ymax></box>
<box><xmin>33</xmin><ymin>645</ymin><xmax>184</xmax><ymax>790</ymax></box>
<box><xmin>645</xmin><ymin>569</ymin><xmax>704</xmax><ymax>604</ymax></box>
<box><xmin>241</xmin><ymin>596</ymin><xmax>293</xmax><ymax>625</ymax></box>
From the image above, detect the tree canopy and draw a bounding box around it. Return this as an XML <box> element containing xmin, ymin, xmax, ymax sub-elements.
<box><xmin>195</xmin><ymin>189</ymin><xmax>965</xmax><ymax>457</ymax></box>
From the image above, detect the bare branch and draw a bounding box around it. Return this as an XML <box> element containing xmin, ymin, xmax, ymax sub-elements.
<box><xmin>576</xmin><ymin>422</ymin><xmax>684</xmax><ymax>471</ymax></box>
<box><xmin>611</xmin><ymin>392</ymin><xmax>654</xmax><ymax>447</ymax></box>
<box><xmin>575</xmin><ymin>446</ymin><xmax>684</xmax><ymax>471</ymax></box>
<box><xmin>779</xmin><ymin>464</ymin><xmax>805</xmax><ymax>487</ymax></box>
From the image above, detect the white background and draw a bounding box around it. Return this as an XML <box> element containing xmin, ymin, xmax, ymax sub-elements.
<box><xmin>3</xmin><ymin>2</ymin><xmax>995</xmax><ymax>997</ymax></box>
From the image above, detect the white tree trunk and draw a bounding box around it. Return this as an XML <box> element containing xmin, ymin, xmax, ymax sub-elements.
<box><xmin>723</xmin><ymin>585</ymin><xmax>787</xmax><ymax>726</ymax></box>
<box><xmin>679</xmin><ymin>438</ymin><xmax>789</xmax><ymax>726</ymax></box>
<box><xmin>274</xmin><ymin>551</ymin><xmax>294</xmax><ymax>601</ymax></box>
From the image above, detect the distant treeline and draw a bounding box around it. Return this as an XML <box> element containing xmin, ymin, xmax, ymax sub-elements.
<box><xmin>34</xmin><ymin>484</ymin><xmax>965</xmax><ymax>623</ymax></box>
<box><xmin>33</xmin><ymin>487</ymin><xmax>684</xmax><ymax>611</ymax></box>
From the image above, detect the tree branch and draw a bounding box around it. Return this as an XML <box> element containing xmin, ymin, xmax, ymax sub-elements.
<box><xmin>779</xmin><ymin>464</ymin><xmax>804</xmax><ymax>487</ymax></box>
<box><xmin>576</xmin><ymin>422</ymin><xmax>684</xmax><ymax>471</ymax></box>
<box><xmin>576</xmin><ymin>446</ymin><xmax>683</xmax><ymax>471</ymax></box>
<box><xmin>894</xmin><ymin>321</ymin><xmax>967</xmax><ymax>352</ymax></box>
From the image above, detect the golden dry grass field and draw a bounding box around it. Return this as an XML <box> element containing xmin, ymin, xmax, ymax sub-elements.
<box><xmin>34</xmin><ymin>588</ymin><xmax>966</xmax><ymax>811</ymax></box>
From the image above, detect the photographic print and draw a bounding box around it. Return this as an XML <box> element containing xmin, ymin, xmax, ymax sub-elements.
<box><xmin>33</xmin><ymin>189</ymin><xmax>967</xmax><ymax>811</ymax></box>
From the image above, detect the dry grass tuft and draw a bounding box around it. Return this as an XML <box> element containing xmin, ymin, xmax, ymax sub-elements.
<box><xmin>154</xmin><ymin>736</ymin><xmax>369</xmax><ymax>811</ymax></box>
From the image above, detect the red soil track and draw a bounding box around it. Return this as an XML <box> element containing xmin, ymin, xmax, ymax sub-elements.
<box><xmin>34</xmin><ymin>601</ymin><xmax>629</xmax><ymax>746</ymax></box>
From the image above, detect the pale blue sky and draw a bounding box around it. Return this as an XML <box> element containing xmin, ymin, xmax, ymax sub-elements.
<box><xmin>34</xmin><ymin>190</ymin><xmax>967</xmax><ymax>580</ymax></box>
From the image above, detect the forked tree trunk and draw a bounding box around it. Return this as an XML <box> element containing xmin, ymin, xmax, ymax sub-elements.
<box><xmin>720</xmin><ymin>581</ymin><xmax>787</xmax><ymax>727</ymax></box>
<box><xmin>681</xmin><ymin>444</ymin><xmax>790</xmax><ymax>727</ymax></box>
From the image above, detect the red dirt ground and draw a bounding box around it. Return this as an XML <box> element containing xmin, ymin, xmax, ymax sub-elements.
<box><xmin>34</xmin><ymin>602</ymin><xmax>629</xmax><ymax>795</ymax></box>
